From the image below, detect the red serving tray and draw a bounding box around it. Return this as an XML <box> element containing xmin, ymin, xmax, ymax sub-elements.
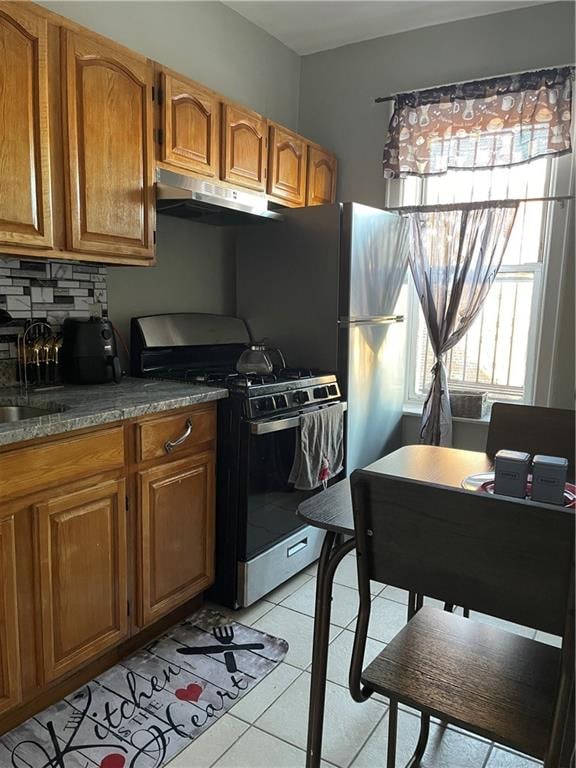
<box><xmin>479</xmin><ymin>479</ymin><xmax>576</xmax><ymax>508</ymax></box>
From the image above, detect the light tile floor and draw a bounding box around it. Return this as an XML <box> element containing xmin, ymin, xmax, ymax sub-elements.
<box><xmin>168</xmin><ymin>552</ymin><xmax>555</xmax><ymax>767</ymax></box>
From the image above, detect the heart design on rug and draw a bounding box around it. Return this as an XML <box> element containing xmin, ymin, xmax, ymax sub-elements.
<box><xmin>100</xmin><ymin>755</ymin><xmax>126</xmax><ymax>768</ymax></box>
<box><xmin>175</xmin><ymin>683</ymin><xmax>203</xmax><ymax>702</ymax></box>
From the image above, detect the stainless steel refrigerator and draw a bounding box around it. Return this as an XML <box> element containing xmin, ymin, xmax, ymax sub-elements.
<box><xmin>236</xmin><ymin>202</ymin><xmax>409</xmax><ymax>473</ymax></box>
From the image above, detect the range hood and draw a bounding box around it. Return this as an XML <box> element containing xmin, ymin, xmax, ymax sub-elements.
<box><xmin>156</xmin><ymin>168</ymin><xmax>282</xmax><ymax>226</ymax></box>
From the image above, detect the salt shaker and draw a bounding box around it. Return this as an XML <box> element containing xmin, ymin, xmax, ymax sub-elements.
<box><xmin>494</xmin><ymin>449</ymin><xmax>531</xmax><ymax>498</ymax></box>
<box><xmin>531</xmin><ymin>455</ymin><xmax>568</xmax><ymax>505</ymax></box>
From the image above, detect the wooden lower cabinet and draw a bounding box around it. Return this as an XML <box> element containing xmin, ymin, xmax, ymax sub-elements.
<box><xmin>138</xmin><ymin>450</ymin><xmax>215</xmax><ymax>626</ymax></box>
<box><xmin>0</xmin><ymin>517</ymin><xmax>21</xmax><ymax>715</ymax></box>
<box><xmin>0</xmin><ymin>405</ymin><xmax>216</xmax><ymax>728</ymax></box>
<box><xmin>36</xmin><ymin>479</ymin><xmax>128</xmax><ymax>681</ymax></box>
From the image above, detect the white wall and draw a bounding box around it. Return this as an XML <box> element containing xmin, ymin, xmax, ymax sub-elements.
<box><xmin>299</xmin><ymin>2</ymin><xmax>575</xmax><ymax>447</ymax></box>
<box><xmin>108</xmin><ymin>216</ymin><xmax>236</xmax><ymax>353</ymax></box>
<box><xmin>39</xmin><ymin>0</ymin><xmax>301</xmax><ymax>347</ymax></box>
<box><xmin>299</xmin><ymin>2</ymin><xmax>574</xmax><ymax>205</ymax></box>
<box><xmin>41</xmin><ymin>1</ymin><xmax>300</xmax><ymax>128</ymax></box>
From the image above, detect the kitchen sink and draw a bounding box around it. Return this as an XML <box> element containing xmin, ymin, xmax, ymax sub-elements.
<box><xmin>0</xmin><ymin>405</ymin><xmax>64</xmax><ymax>423</ymax></box>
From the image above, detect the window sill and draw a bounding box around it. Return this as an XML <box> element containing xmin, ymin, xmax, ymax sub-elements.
<box><xmin>403</xmin><ymin>402</ymin><xmax>491</xmax><ymax>425</ymax></box>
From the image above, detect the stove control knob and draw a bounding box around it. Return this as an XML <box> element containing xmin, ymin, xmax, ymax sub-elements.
<box><xmin>274</xmin><ymin>395</ymin><xmax>287</xmax><ymax>409</ymax></box>
<box><xmin>328</xmin><ymin>384</ymin><xmax>338</xmax><ymax>396</ymax></box>
<box><xmin>313</xmin><ymin>386</ymin><xmax>328</xmax><ymax>399</ymax></box>
<box><xmin>257</xmin><ymin>397</ymin><xmax>274</xmax><ymax>411</ymax></box>
<box><xmin>294</xmin><ymin>390</ymin><xmax>310</xmax><ymax>404</ymax></box>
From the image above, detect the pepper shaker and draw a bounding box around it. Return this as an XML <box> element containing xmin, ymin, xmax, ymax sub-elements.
<box><xmin>494</xmin><ymin>449</ymin><xmax>531</xmax><ymax>498</ymax></box>
<box><xmin>531</xmin><ymin>455</ymin><xmax>568</xmax><ymax>505</ymax></box>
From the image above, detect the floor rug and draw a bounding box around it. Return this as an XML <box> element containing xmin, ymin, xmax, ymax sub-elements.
<box><xmin>0</xmin><ymin>608</ymin><xmax>288</xmax><ymax>768</ymax></box>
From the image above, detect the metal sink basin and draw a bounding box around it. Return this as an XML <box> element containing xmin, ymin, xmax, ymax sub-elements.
<box><xmin>0</xmin><ymin>405</ymin><xmax>62</xmax><ymax>423</ymax></box>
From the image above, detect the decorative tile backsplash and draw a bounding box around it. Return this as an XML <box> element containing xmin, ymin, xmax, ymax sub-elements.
<box><xmin>0</xmin><ymin>257</ymin><xmax>107</xmax><ymax>325</ymax></box>
<box><xmin>0</xmin><ymin>256</ymin><xmax>108</xmax><ymax>384</ymax></box>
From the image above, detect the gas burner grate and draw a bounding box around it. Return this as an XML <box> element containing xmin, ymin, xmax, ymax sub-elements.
<box><xmin>280</xmin><ymin>367</ymin><xmax>317</xmax><ymax>380</ymax></box>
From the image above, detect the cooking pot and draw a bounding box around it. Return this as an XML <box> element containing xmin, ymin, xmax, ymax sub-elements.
<box><xmin>236</xmin><ymin>344</ymin><xmax>286</xmax><ymax>375</ymax></box>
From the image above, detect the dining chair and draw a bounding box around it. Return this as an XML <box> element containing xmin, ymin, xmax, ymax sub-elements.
<box><xmin>348</xmin><ymin>469</ymin><xmax>575</xmax><ymax>768</ymax></box>
<box><xmin>444</xmin><ymin>401</ymin><xmax>575</xmax><ymax>617</ymax></box>
<box><xmin>486</xmin><ymin>402</ymin><xmax>575</xmax><ymax>480</ymax></box>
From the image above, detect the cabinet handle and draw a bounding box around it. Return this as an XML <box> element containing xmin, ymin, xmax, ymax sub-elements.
<box><xmin>164</xmin><ymin>419</ymin><xmax>193</xmax><ymax>454</ymax></box>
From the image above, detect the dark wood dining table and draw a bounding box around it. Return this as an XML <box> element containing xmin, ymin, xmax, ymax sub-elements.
<box><xmin>297</xmin><ymin>444</ymin><xmax>495</xmax><ymax>768</ymax></box>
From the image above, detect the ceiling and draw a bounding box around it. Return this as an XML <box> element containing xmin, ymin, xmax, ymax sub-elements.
<box><xmin>223</xmin><ymin>1</ymin><xmax>553</xmax><ymax>55</ymax></box>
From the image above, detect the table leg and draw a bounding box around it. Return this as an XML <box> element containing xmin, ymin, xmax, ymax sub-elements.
<box><xmin>306</xmin><ymin>531</ymin><xmax>356</xmax><ymax>768</ymax></box>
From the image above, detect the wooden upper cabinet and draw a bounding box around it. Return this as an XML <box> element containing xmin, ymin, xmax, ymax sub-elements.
<box><xmin>221</xmin><ymin>103</ymin><xmax>267</xmax><ymax>192</ymax></box>
<box><xmin>160</xmin><ymin>71</ymin><xmax>219</xmax><ymax>178</ymax></box>
<box><xmin>306</xmin><ymin>145</ymin><xmax>337</xmax><ymax>206</ymax></box>
<box><xmin>0</xmin><ymin>3</ymin><xmax>53</xmax><ymax>249</ymax></box>
<box><xmin>36</xmin><ymin>479</ymin><xmax>128</xmax><ymax>681</ymax></box>
<box><xmin>267</xmin><ymin>123</ymin><xmax>306</xmax><ymax>206</ymax></box>
<box><xmin>62</xmin><ymin>29</ymin><xmax>154</xmax><ymax>260</ymax></box>
<box><xmin>138</xmin><ymin>451</ymin><xmax>215</xmax><ymax>626</ymax></box>
<box><xmin>0</xmin><ymin>517</ymin><xmax>20</xmax><ymax>715</ymax></box>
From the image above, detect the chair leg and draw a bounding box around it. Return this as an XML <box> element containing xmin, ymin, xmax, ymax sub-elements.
<box><xmin>405</xmin><ymin>713</ymin><xmax>430</xmax><ymax>767</ymax></box>
<box><xmin>387</xmin><ymin>700</ymin><xmax>398</xmax><ymax>768</ymax></box>
<box><xmin>444</xmin><ymin>603</ymin><xmax>471</xmax><ymax>618</ymax></box>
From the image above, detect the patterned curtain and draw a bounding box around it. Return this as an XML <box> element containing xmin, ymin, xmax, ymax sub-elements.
<box><xmin>383</xmin><ymin>66</ymin><xmax>574</xmax><ymax>178</ymax></box>
<box><xmin>407</xmin><ymin>203</ymin><xmax>518</xmax><ymax>446</ymax></box>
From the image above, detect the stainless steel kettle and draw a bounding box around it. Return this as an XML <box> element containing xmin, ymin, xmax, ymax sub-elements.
<box><xmin>236</xmin><ymin>344</ymin><xmax>286</xmax><ymax>375</ymax></box>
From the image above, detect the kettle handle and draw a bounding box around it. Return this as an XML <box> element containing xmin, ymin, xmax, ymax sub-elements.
<box><xmin>270</xmin><ymin>347</ymin><xmax>286</xmax><ymax>371</ymax></box>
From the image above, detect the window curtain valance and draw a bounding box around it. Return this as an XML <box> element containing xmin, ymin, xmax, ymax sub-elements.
<box><xmin>383</xmin><ymin>66</ymin><xmax>574</xmax><ymax>178</ymax></box>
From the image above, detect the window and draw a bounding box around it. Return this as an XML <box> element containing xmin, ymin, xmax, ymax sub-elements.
<box><xmin>402</xmin><ymin>156</ymin><xmax>555</xmax><ymax>406</ymax></box>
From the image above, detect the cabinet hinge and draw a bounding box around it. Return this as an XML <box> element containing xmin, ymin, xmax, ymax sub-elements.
<box><xmin>125</xmin><ymin>496</ymin><xmax>129</xmax><ymax>511</ymax></box>
<box><xmin>153</xmin><ymin>230</ymin><xmax>157</xmax><ymax>245</ymax></box>
<box><xmin>157</xmin><ymin>128</ymin><xmax>163</xmax><ymax>146</ymax></box>
<box><xmin>152</xmin><ymin>85</ymin><xmax>155</xmax><ymax>102</ymax></box>
<box><xmin>127</xmin><ymin>600</ymin><xmax>131</xmax><ymax>617</ymax></box>
<box><xmin>157</xmin><ymin>87</ymin><xmax>163</xmax><ymax>107</ymax></box>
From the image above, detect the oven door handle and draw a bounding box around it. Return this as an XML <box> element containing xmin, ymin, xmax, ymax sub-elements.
<box><xmin>249</xmin><ymin>402</ymin><xmax>347</xmax><ymax>435</ymax></box>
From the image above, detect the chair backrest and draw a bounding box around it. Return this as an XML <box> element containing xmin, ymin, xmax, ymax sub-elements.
<box><xmin>486</xmin><ymin>403</ymin><xmax>575</xmax><ymax>480</ymax></box>
<box><xmin>351</xmin><ymin>468</ymin><xmax>575</xmax><ymax>636</ymax></box>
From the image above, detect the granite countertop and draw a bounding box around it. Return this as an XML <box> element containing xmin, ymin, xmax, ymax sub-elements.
<box><xmin>0</xmin><ymin>377</ymin><xmax>228</xmax><ymax>447</ymax></box>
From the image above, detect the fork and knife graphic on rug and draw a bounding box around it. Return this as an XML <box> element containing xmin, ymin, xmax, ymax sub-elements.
<box><xmin>176</xmin><ymin>626</ymin><xmax>264</xmax><ymax>673</ymax></box>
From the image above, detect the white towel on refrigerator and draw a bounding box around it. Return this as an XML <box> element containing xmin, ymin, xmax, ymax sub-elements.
<box><xmin>289</xmin><ymin>403</ymin><xmax>344</xmax><ymax>491</ymax></box>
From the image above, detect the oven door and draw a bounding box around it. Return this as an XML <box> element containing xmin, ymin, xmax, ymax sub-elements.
<box><xmin>238</xmin><ymin>401</ymin><xmax>346</xmax><ymax>562</ymax></box>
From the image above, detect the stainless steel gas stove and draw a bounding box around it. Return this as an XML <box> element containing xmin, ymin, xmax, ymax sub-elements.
<box><xmin>131</xmin><ymin>313</ymin><xmax>346</xmax><ymax>608</ymax></box>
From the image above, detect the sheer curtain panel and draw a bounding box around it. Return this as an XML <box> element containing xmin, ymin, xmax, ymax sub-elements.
<box><xmin>408</xmin><ymin>203</ymin><xmax>518</xmax><ymax>445</ymax></box>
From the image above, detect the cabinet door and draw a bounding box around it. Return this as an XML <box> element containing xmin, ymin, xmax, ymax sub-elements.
<box><xmin>267</xmin><ymin>124</ymin><xmax>306</xmax><ymax>206</ymax></box>
<box><xmin>306</xmin><ymin>146</ymin><xmax>337</xmax><ymax>206</ymax></box>
<box><xmin>160</xmin><ymin>71</ymin><xmax>219</xmax><ymax>178</ymax></box>
<box><xmin>0</xmin><ymin>517</ymin><xmax>20</xmax><ymax>715</ymax></box>
<box><xmin>62</xmin><ymin>30</ymin><xmax>154</xmax><ymax>260</ymax></box>
<box><xmin>37</xmin><ymin>479</ymin><xmax>128</xmax><ymax>681</ymax></box>
<box><xmin>0</xmin><ymin>3</ymin><xmax>53</xmax><ymax>249</ymax></box>
<box><xmin>138</xmin><ymin>452</ymin><xmax>215</xmax><ymax>626</ymax></box>
<box><xmin>221</xmin><ymin>103</ymin><xmax>267</xmax><ymax>191</ymax></box>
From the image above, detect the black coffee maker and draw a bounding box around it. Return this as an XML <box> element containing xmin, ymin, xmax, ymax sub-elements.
<box><xmin>62</xmin><ymin>317</ymin><xmax>122</xmax><ymax>384</ymax></box>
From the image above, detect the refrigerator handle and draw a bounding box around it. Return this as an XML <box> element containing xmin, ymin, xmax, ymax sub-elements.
<box><xmin>338</xmin><ymin>315</ymin><xmax>404</xmax><ymax>327</ymax></box>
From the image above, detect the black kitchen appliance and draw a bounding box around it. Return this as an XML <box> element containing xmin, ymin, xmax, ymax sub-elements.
<box><xmin>62</xmin><ymin>317</ymin><xmax>122</xmax><ymax>385</ymax></box>
<box><xmin>131</xmin><ymin>312</ymin><xmax>346</xmax><ymax>608</ymax></box>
